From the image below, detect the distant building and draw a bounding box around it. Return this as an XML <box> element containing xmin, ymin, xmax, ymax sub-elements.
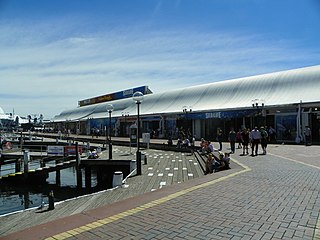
<box><xmin>0</xmin><ymin>107</ymin><xmax>29</xmax><ymax>131</ymax></box>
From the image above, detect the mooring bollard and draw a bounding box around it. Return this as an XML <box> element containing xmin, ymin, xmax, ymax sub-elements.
<box><xmin>48</xmin><ymin>190</ymin><xmax>55</xmax><ymax>210</ymax></box>
<box><xmin>143</xmin><ymin>154</ymin><xmax>147</xmax><ymax>165</ymax></box>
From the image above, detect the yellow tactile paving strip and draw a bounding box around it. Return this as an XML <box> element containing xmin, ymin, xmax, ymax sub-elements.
<box><xmin>46</xmin><ymin>158</ymin><xmax>251</xmax><ymax>240</ymax></box>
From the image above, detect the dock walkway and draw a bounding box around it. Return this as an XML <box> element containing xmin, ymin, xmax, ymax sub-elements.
<box><xmin>0</xmin><ymin>143</ymin><xmax>209</xmax><ymax>237</ymax></box>
<box><xmin>1</xmin><ymin>135</ymin><xmax>320</xmax><ymax>239</ymax></box>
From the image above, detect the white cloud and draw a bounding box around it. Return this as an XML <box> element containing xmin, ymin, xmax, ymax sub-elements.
<box><xmin>0</xmin><ymin>22</ymin><xmax>319</xmax><ymax>119</ymax></box>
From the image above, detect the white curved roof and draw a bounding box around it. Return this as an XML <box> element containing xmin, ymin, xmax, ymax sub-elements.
<box><xmin>0</xmin><ymin>107</ymin><xmax>5</xmax><ymax>115</ymax></box>
<box><xmin>53</xmin><ymin>65</ymin><xmax>320</xmax><ymax>122</ymax></box>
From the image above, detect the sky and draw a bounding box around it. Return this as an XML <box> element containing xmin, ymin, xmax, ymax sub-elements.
<box><xmin>1</xmin><ymin>0</ymin><xmax>320</xmax><ymax>120</ymax></box>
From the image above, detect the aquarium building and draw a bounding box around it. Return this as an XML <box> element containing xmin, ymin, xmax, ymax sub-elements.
<box><xmin>52</xmin><ymin>65</ymin><xmax>320</xmax><ymax>144</ymax></box>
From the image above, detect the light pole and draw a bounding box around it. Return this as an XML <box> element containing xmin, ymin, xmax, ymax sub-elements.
<box><xmin>106</xmin><ymin>104</ymin><xmax>114</xmax><ymax>159</ymax></box>
<box><xmin>182</xmin><ymin>106</ymin><xmax>192</xmax><ymax>137</ymax></box>
<box><xmin>251</xmin><ymin>99</ymin><xmax>265</xmax><ymax>127</ymax></box>
<box><xmin>133</xmin><ymin>91</ymin><xmax>144</xmax><ymax>175</ymax></box>
<box><xmin>121</xmin><ymin>112</ymin><xmax>129</xmax><ymax>137</ymax></box>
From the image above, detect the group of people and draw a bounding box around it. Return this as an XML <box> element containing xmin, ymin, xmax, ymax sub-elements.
<box><xmin>91</xmin><ymin>127</ymin><xmax>100</xmax><ymax>138</ymax></box>
<box><xmin>171</xmin><ymin>125</ymin><xmax>313</xmax><ymax>175</ymax></box>
<box><xmin>205</xmin><ymin>151</ymin><xmax>231</xmax><ymax>174</ymax></box>
<box><xmin>227</xmin><ymin>126</ymin><xmax>272</xmax><ymax>156</ymax></box>
<box><xmin>203</xmin><ymin>126</ymin><xmax>270</xmax><ymax>174</ymax></box>
<box><xmin>176</xmin><ymin>137</ymin><xmax>194</xmax><ymax>149</ymax></box>
<box><xmin>87</xmin><ymin>149</ymin><xmax>99</xmax><ymax>159</ymax></box>
<box><xmin>198</xmin><ymin>136</ymin><xmax>231</xmax><ymax>174</ymax></box>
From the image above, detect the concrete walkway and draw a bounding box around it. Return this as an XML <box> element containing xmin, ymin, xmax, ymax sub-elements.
<box><xmin>1</xmin><ymin>143</ymin><xmax>320</xmax><ymax>239</ymax></box>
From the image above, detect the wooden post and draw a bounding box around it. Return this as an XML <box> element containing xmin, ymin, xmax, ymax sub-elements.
<box><xmin>75</xmin><ymin>142</ymin><xmax>82</xmax><ymax>189</ymax></box>
<box><xmin>24</xmin><ymin>191</ymin><xmax>30</xmax><ymax>209</ymax></box>
<box><xmin>20</xmin><ymin>131</ymin><xmax>23</xmax><ymax>151</ymax></box>
<box><xmin>40</xmin><ymin>158</ymin><xmax>46</xmax><ymax>168</ymax></box>
<box><xmin>56</xmin><ymin>166</ymin><xmax>61</xmax><ymax>186</ymax></box>
<box><xmin>23</xmin><ymin>150</ymin><xmax>29</xmax><ymax>175</ymax></box>
<box><xmin>15</xmin><ymin>159</ymin><xmax>21</xmax><ymax>172</ymax></box>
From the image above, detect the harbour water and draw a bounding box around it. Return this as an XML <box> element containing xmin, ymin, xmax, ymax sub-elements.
<box><xmin>0</xmin><ymin>133</ymin><xmax>133</xmax><ymax>216</ymax></box>
<box><xmin>0</xmin><ymin>160</ymin><xmax>99</xmax><ymax>216</ymax></box>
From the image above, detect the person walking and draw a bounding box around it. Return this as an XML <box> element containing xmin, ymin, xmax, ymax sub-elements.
<box><xmin>250</xmin><ymin>126</ymin><xmax>261</xmax><ymax>156</ymax></box>
<box><xmin>216</xmin><ymin>129</ymin><xmax>223</xmax><ymax>151</ymax></box>
<box><xmin>267</xmin><ymin>126</ymin><xmax>276</xmax><ymax>143</ymax></box>
<box><xmin>236</xmin><ymin>129</ymin><xmax>242</xmax><ymax>149</ymax></box>
<box><xmin>260</xmin><ymin>126</ymin><xmax>268</xmax><ymax>155</ymax></box>
<box><xmin>241</xmin><ymin>128</ymin><xmax>250</xmax><ymax>155</ymax></box>
<box><xmin>228</xmin><ymin>128</ymin><xmax>236</xmax><ymax>154</ymax></box>
<box><xmin>304</xmin><ymin>126</ymin><xmax>312</xmax><ymax>146</ymax></box>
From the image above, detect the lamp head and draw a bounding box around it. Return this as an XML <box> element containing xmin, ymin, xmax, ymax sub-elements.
<box><xmin>106</xmin><ymin>104</ymin><xmax>114</xmax><ymax>113</ymax></box>
<box><xmin>133</xmin><ymin>91</ymin><xmax>144</xmax><ymax>103</ymax></box>
<box><xmin>182</xmin><ymin>105</ymin><xmax>187</xmax><ymax>112</ymax></box>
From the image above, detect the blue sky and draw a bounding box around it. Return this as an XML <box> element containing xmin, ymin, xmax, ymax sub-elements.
<box><xmin>1</xmin><ymin>0</ymin><xmax>320</xmax><ymax>119</ymax></box>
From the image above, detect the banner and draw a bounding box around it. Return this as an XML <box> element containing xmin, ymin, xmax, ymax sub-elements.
<box><xmin>47</xmin><ymin>146</ymin><xmax>64</xmax><ymax>156</ymax></box>
<box><xmin>79</xmin><ymin>86</ymin><xmax>150</xmax><ymax>107</ymax></box>
<box><xmin>64</xmin><ymin>146</ymin><xmax>83</xmax><ymax>156</ymax></box>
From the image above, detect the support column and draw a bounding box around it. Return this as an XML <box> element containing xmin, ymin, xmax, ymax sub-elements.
<box><xmin>85</xmin><ymin>166</ymin><xmax>91</xmax><ymax>189</ymax></box>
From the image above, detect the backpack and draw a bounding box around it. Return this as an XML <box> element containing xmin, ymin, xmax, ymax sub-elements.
<box><xmin>261</xmin><ymin>130</ymin><xmax>268</xmax><ymax>139</ymax></box>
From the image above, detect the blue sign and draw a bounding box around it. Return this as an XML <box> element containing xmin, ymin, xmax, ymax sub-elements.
<box><xmin>179</xmin><ymin>109</ymin><xmax>257</xmax><ymax>119</ymax></box>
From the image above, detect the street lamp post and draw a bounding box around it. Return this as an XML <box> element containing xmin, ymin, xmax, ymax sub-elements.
<box><xmin>133</xmin><ymin>91</ymin><xmax>144</xmax><ymax>175</ymax></box>
<box><xmin>182</xmin><ymin>106</ymin><xmax>192</xmax><ymax>136</ymax></box>
<box><xmin>251</xmin><ymin>99</ymin><xmax>265</xmax><ymax>127</ymax></box>
<box><xmin>121</xmin><ymin>112</ymin><xmax>129</xmax><ymax>137</ymax></box>
<box><xmin>106</xmin><ymin>104</ymin><xmax>114</xmax><ymax>159</ymax></box>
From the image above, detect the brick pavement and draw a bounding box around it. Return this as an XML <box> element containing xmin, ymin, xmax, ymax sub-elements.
<box><xmin>2</xmin><ymin>144</ymin><xmax>320</xmax><ymax>240</ymax></box>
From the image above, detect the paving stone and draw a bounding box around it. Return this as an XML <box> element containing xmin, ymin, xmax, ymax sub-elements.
<box><xmin>3</xmin><ymin>141</ymin><xmax>320</xmax><ymax>240</ymax></box>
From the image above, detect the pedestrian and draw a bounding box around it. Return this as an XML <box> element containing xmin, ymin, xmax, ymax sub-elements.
<box><xmin>260</xmin><ymin>126</ymin><xmax>268</xmax><ymax>155</ymax></box>
<box><xmin>250</xmin><ymin>126</ymin><xmax>261</xmax><ymax>156</ymax></box>
<box><xmin>241</xmin><ymin>128</ymin><xmax>250</xmax><ymax>155</ymax></box>
<box><xmin>304</xmin><ymin>126</ymin><xmax>312</xmax><ymax>146</ymax></box>
<box><xmin>216</xmin><ymin>129</ymin><xmax>223</xmax><ymax>151</ymax></box>
<box><xmin>228</xmin><ymin>128</ymin><xmax>236</xmax><ymax>154</ymax></box>
<box><xmin>236</xmin><ymin>129</ymin><xmax>242</xmax><ymax>149</ymax></box>
<box><xmin>267</xmin><ymin>126</ymin><xmax>276</xmax><ymax>143</ymax></box>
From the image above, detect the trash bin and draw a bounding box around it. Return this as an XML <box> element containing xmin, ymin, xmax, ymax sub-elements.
<box><xmin>112</xmin><ymin>171</ymin><xmax>123</xmax><ymax>188</ymax></box>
